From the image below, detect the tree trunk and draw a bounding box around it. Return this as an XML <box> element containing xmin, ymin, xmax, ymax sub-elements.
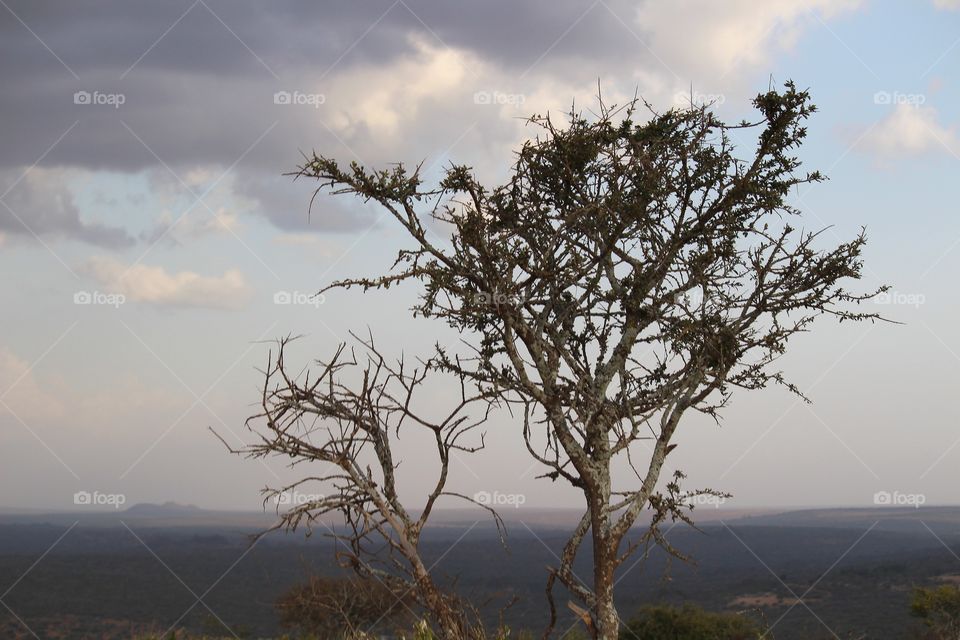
<box><xmin>591</xmin><ymin>534</ymin><xmax>620</xmax><ymax>639</ymax></box>
<box><xmin>413</xmin><ymin>562</ymin><xmax>463</xmax><ymax>640</ymax></box>
<box><xmin>588</xmin><ymin>469</ymin><xmax>620</xmax><ymax>640</ymax></box>
<box><xmin>594</xmin><ymin>587</ymin><xmax>619</xmax><ymax>640</ymax></box>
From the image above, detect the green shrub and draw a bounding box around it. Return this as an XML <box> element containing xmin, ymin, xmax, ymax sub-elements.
<box><xmin>621</xmin><ymin>603</ymin><xmax>763</xmax><ymax>640</ymax></box>
<box><xmin>911</xmin><ymin>584</ymin><xmax>960</xmax><ymax>639</ymax></box>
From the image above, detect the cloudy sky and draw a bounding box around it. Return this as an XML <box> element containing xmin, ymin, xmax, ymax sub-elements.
<box><xmin>1</xmin><ymin>0</ymin><xmax>958</xmax><ymax>512</ymax></box>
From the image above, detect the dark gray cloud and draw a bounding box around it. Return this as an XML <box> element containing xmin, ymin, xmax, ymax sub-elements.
<box><xmin>0</xmin><ymin>0</ymin><xmax>673</xmax><ymax>233</ymax></box>
<box><xmin>0</xmin><ymin>0</ymin><xmax>655</xmax><ymax>166</ymax></box>
<box><xmin>0</xmin><ymin>169</ymin><xmax>134</xmax><ymax>247</ymax></box>
<box><xmin>1</xmin><ymin>0</ymin><xmax>648</xmax><ymax>77</ymax></box>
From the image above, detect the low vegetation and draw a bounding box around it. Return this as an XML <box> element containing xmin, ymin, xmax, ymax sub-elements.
<box><xmin>620</xmin><ymin>604</ymin><xmax>765</xmax><ymax>639</ymax></box>
<box><xmin>132</xmin><ymin>604</ymin><xmax>765</xmax><ymax>639</ymax></box>
<box><xmin>274</xmin><ymin>575</ymin><xmax>415</xmax><ymax>637</ymax></box>
<box><xmin>911</xmin><ymin>584</ymin><xmax>960</xmax><ymax>639</ymax></box>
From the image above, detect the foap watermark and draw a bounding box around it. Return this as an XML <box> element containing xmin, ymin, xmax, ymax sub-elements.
<box><xmin>682</xmin><ymin>493</ymin><xmax>727</xmax><ymax>509</ymax></box>
<box><xmin>873</xmin><ymin>490</ymin><xmax>926</xmax><ymax>508</ymax></box>
<box><xmin>474</xmin><ymin>490</ymin><xmax>526</xmax><ymax>509</ymax></box>
<box><xmin>273</xmin><ymin>490</ymin><xmax>324</xmax><ymax>506</ymax></box>
<box><xmin>674</xmin><ymin>91</ymin><xmax>726</xmax><ymax>107</ymax></box>
<box><xmin>73</xmin><ymin>90</ymin><xmax>125</xmax><ymax>108</ymax></box>
<box><xmin>473</xmin><ymin>90</ymin><xmax>526</xmax><ymax>107</ymax></box>
<box><xmin>473</xmin><ymin>290</ymin><xmax>519</xmax><ymax>307</ymax></box>
<box><xmin>274</xmin><ymin>290</ymin><xmax>325</xmax><ymax>307</ymax></box>
<box><xmin>874</xmin><ymin>290</ymin><xmax>925</xmax><ymax>308</ymax></box>
<box><xmin>637</xmin><ymin>289</ymin><xmax>713</xmax><ymax>323</ymax></box>
<box><xmin>74</xmin><ymin>290</ymin><xmax>126</xmax><ymax>308</ymax></box>
<box><xmin>873</xmin><ymin>91</ymin><xmax>926</xmax><ymax>107</ymax></box>
<box><xmin>274</xmin><ymin>90</ymin><xmax>325</xmax><ymax>108</ymax></box>
<box><xmin>669</xmin><ymin>288</ymin><xmax>710</xmax><ymax>309</ymax></box>
<box><xmin>74</xmin><ymin>490</ymin><xmax>126</xmax><ymax>510</ymax></box>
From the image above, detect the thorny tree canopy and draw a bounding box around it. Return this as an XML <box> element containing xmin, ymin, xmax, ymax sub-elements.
<box><xmin>295</xmin><ymin>82</ymin><xmax>882</xmax><ymax>488</ymax></box>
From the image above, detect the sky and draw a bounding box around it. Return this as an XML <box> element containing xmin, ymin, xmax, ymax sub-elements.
<box><xmin>1</xmin><ymin>0</ymin><xmax>958</xmax><ymax>513</ymax></box>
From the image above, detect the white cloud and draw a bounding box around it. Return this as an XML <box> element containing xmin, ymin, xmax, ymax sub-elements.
<box><xmin>272</xmin><ymin>232</ymin><xmax>346</xmax><ymax>261</ymax></box>
<box><xmin>0</xmin><ymin>346</ymin><xmax>179</xmax><ymax>438</ymax></box>
<box><xmin>932</xmin><ymin>0</ymin><xmax>960</xmax><ymax>9</ymax></box>
<box><xmin>0</xmin><ymin>347</ymin><xmax>66</xmax><ymax>424</ymax></box>
<box><xmin>325</xmin><ymin>35</ymin><xmax>472</xmax><ymax>139</ymax></box>
<box><xmin>200</xmin><ymin>209</ymin><xmax>240</xmax><ymax>234</ymax></box>
<box><xmin>140</xmin><ymin>207</ymin><xmax>241</xmax><ymax>245</ymax></box>
<box><xmin>0</xmin><ymin>167</ymin><xmax>133</xmax><ymax>247</ymax></box>
<box><xmin>861</xmin><ymin>104</ymin><xmax>959</xmax><ymax>158</ymax></box>
<box><xmin>81</xmin><ymin>257</ymin><xmax>254</xmax><ymax>310</ymax></box>
<box><xmin>635</xmin><ymin>0</ymin><xmax>863</xmax><ymax>85</ymax></box>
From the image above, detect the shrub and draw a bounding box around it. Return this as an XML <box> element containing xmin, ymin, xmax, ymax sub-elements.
<box><xmin>911</xmin><ymin>584</ymin><xmax>960</xmax><ymax>639</ymax></box>
<box><xmin>621</xmin><ymin>603</ymin><xmax>763</xmax><ymax>640</ymax></box>
<box><xmin>275</xmin><ymin>574</ymin><xmax>415</xmax><ymax>638</ymax></box>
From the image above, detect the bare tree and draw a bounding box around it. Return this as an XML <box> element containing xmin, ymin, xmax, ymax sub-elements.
<box><xmin>223</xmin><ymin>333</ymin><xmax>504</xmax><ymax>639</ymax></box>
<box><xmin>286</xmin><ymin>82</ymin><xmax>883</xmax><ymax>639</ymax></box>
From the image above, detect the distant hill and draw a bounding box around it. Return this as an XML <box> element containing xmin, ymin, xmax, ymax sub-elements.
<box><xmin>0</xmin><ymin>502</ymin><xmax>278</xmax><ymax>529</ymax></box>
<box><xmin>2</xmin><ymin>503</ymin><xmax>959</xmax><ymax>535</ymax></box>
<box><xmin>0</xmin><ymin>503</ymin><xmax>774</xmax><ymax>529</ymax></box>
<box><xmin>727</xmin><ymin>505</ymin><xmax>960</xmax><ymax>534</ymax></box>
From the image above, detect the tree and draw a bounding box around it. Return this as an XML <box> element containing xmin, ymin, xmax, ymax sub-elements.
<box><xmin>285</xmin><ymin>82</ymin><xmax>881</xmax><ymax>639</ymax></box>
<box><xmin>224</xmin><ymin>334</ymin><xmax>504</xmax><ymax>639</ymax></box>
<box><xmin>911</xmin><ymin>584</ymin><xmax>960</xmax><ymax>639</ymax></box>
